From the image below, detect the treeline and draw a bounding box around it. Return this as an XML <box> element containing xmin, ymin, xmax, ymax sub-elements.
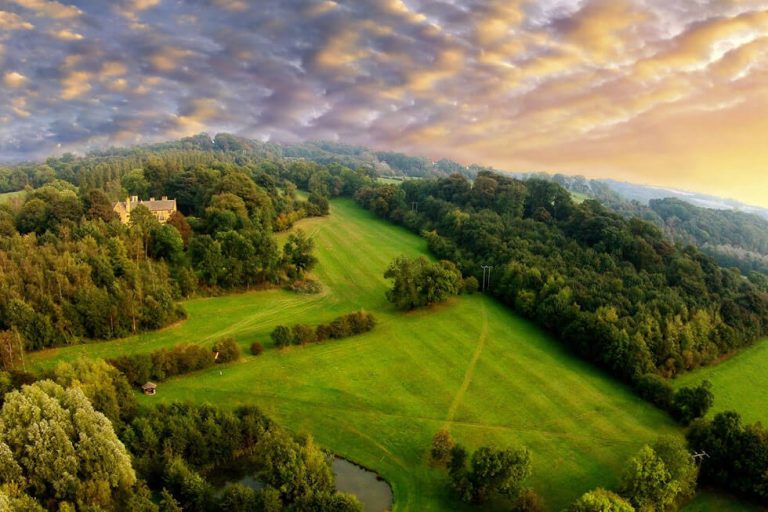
<box><xmin>355</xmin><ymin>172</ymin><xmax>768</xmax><ymax>383</ymax></box>
<box><xmin>0</xmin><ymin>359</ymin><xmax>362</xmax><ymax>511</ymax></box>
<box><xmin>532</xmin><ymin>173</ymin><xmax>768</xmax><ymax>277</ymax></box>
<box><xmin>107</xmin><ymin>338</ymin><xmax>239</xmax><ymax>386</ymax></box>
<box><xmin>271</xmin><ymin>311</ymin><xmax>376</xmax><ymax>347</ymax></box>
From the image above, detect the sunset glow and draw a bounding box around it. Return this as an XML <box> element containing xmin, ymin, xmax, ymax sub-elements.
<box><xmin>2</xmin><ymin>0</ymin><xmax>768</xmax><ymax>205</ymax></box>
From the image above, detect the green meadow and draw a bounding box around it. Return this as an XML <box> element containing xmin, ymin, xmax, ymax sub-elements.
<box><xmin>31</xmin><ymin>199</ymin><xmax>682</xmax><ymax>511</ymax></box>
<box><xmin>674</xmin><ymin>338</ymin><xmax>768</xmax><ymax>426</ymax></box>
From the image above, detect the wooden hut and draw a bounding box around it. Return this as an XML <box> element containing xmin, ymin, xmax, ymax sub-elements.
<box><xmin>141</xmin><ymin>382</ymin><xmax>157</xmax><ymax>395</ymax></box>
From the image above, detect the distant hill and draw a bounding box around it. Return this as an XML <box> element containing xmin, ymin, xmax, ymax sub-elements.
<box><xmin>514</xmin><ymin>172</ymin><xmax>768</xmax><ymax>275</ymax></box>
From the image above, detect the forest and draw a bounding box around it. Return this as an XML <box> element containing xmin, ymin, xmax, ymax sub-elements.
<box><xmin>354</xmin><ymin>172</ymin><xmax>768</xmax><ymax>382</ymax></box>
<box><xmin>0</xmin><ymin>141</ymin><xmax>374</xmax><ymax>352</ymax></box>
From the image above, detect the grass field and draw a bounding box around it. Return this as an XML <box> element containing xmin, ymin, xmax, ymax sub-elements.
<box><xmin>31</xmin><ymin>199</ymin><xmax>681</xmax><ymax>511</ymax></box>
<box><xmin>674</xmin><ymin>339</ymin><xmax>768</xmax><ymax>426</ymax></box>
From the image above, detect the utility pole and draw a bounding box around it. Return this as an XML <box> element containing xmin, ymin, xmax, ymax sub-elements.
<box><xmin>481</xmin><ymin>265</ymin><xmax>493</xmax><ymax>292</ymax></box>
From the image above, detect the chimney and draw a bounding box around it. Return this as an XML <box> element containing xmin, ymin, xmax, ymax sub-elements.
<box><xmin>131</xmin><ymin>195</ymin><xmax>138</xmax><ymax>202</ymax></box>
<box><xmin>162</xmin><ymin>196</ymin><xmax>168</xmax><ymax>201</ymax></box>
<box><xmin>149</xmin><ymin>197</ymin><xmax>155</xmax><ymax>201</ymax></box>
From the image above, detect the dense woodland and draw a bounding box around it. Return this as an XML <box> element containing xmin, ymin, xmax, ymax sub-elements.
<box><xmin>529</xmin><ymin>173</ymin><xmax>768</xmax><ymax>277</ymax></box>
<box><xmin>0</xmin><ymin>139</ymin><xmax>374</xmax><ymax>352</ymax></box>
<box><xmin>355</xmin><ymin>172</ymin><xmax>768</xmax><ymax>382</ymax></box>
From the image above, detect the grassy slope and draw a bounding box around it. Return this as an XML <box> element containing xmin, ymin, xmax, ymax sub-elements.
<box><xmin>673</xmin><ymin>339</ymin><xmax>768</xmax><ymax>426</ymax></box>
<box><xmin>31</xmin><ymin>199</ymin><xmax>680</xmax><ymax>511</ymax></box>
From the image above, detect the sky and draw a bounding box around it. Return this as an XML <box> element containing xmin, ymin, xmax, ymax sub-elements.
<box><xmin>1</xmin><ymin>0</ymin><xmax>768</xmax><ymax>206</ymax></box>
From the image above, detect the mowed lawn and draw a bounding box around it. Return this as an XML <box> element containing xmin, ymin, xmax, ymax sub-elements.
<box><xmin>674</xmin><ymin>338</ymin><xmax>768</xmax><ymax>426</ymax></box>
<box><xmin>31</xmin><ymin>199</ymin><xmax>680</xmax><ymax>511</ymax></box>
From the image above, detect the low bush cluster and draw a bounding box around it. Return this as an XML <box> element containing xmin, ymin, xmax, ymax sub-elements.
<box><xmin>271</xmin><ymin>311</ymin><xmax>376</xmax><ymax>348</ymax></box>
<box><xmin>108</xmin><ymin>339</ymin><xmax>240</xmax><ymax>386</ymax></box>
<box><xmin>635</xmin><ymin>374</ymin><xmax>714</xmax><ymax>425</ymax></box>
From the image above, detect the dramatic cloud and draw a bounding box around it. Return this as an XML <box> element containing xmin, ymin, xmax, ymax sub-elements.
<box><xmin>1</xmin><ymin>0</ymin><xmax>768</xmax><ymax>205</ymax></box>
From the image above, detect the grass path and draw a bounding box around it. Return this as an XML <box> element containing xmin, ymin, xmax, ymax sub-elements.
<box><xmin>31</xmin><ymin>199</ymin><xmax>681</xmax><ymax>511</ymax></box>
<box><xmin>445</xmin><ymin>302</ymin><xmax>487</xmax><ymax>425</ymax></box>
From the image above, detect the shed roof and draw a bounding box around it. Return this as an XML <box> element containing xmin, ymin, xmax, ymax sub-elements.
<box><xmin>142</xmin><ymin>382</ymin><xmax>157</xmax><ymax>390</ymax></box>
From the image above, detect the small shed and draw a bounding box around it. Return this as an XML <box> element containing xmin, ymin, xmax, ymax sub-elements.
<box><xmin>141</xmin><ymin>382</ymin><xmax>157</xmax><ymax>396</ymax></box>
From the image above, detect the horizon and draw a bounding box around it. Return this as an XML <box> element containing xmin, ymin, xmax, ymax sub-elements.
<box><xmin>1</xmin><ymin>0</ymin><xmax>767</xmax><ymax>206</ymax></box>
<box><xmin>4</xmin><ymin>133</ymin><xmax>768</xmax><ymax>212</ymax></box>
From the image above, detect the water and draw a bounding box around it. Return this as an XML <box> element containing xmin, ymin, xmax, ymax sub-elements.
<box><xmin>220</xmin><ymin>456</ymin><xmax>393</xmax><ymax>511</ymax></box>
<box><xmin>332</xmin><ymin>457</ymin><xmax>393</xmax><ymax>512</ymax></box>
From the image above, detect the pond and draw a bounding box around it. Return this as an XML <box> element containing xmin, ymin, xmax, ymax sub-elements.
<box><xmin>332</xmin><ymin>457</ymin><xmax>393</xmax><ymax>512</ymax></box>
<box><xmin>214</xmin><ymin>456</ymin><xmax>393</xmax><ymax>511</ymax></box>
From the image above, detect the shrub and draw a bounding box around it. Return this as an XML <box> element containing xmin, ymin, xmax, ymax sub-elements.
<box><xmin>271</xmin><ymin>325</ymin><xmax>293</xmax><ymax>348</ymax></box>
<box><xmin>430</xmin><ymin>429</ymin><xmax>455</xmax><ymax>466</ymax></box>
<box><xmin>250</xmin><ymin>342</ymin><xmax>264</xmax><ymax>356</ymax></box>
<box><xmin>292</xmin><ymin>324</ymin><xmax>317</xmax><ymax>345</ymax></box>
<box><xmin>212</xmin><ymin>337</ymin><xmax>240</xmax><ymax>363</ymax></box>
<box><xmin>462</xmin><ymin>276</ymin><xmax>479</xmax><ymax>295</ymax></box>
<box><xmin>511</xmin><ymin>489</ymin><xmax>544</xmax><ymax>512</ymax></box>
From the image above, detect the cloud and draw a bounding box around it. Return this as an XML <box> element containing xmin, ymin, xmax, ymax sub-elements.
<box><xmin>51</xmin><ymin>28</ymin><xmax>83</xmax><ymax>40</ymax></box>
<box><xmin>0</xmin><ymin>10</ymin><xmax>34</xmax><ymax>29</ymax></box>
<box><xmin>3</xmin><ymin>71</ymin><xmax>27</xmax><ymax>88</ymax></box>
<box><xmin>1</xmin><ymin>0</ymin><xmax>768</xmax><ymax>206</ymax></box>
<box><xmin>60</xmin><ymin>70</ymin><xmax>92</xmax><ymax>99</ymax></box>
<box><xmin>10</xmin><ymin>0</ymin><xmax>82</xmax><ymax>19</ymax></box>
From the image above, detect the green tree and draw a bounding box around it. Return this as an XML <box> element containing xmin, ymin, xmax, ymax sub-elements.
<box><xmin>620</xmin><ymin>445</ymin><xmax>679</xmax><ymax>512</ymax></box>
<box><xmin>570</xmin><ymin>488</ymin><xmax>635</xmax><ymax>512</ymax></box>
<box><xmin>468</xmin><ymin>446</ymin><xmax>532</xmax><ymax>503</ymax></box>
<box><xmin>212</xmin><ymin>337</ymin><xmax>240</xmax><ymax>363</ymax></box>
<box><xmin>283</xmin><ymin>229</ymin><xmax>317</xmax><ymax>278</ymax></box>
<box><xmin>271</xmin><ymin>325</ymin><xmax>294</xmax><ymax>348</ymax></box>
<box><xmin>671</xmin><ymin>380</ymin><xmax>714</xmax><ymax>425</ymax></box>
<box><xmin>0</xmin><ymin>380</ymin><xmax>136</xmax><ymax>509</ymax></box>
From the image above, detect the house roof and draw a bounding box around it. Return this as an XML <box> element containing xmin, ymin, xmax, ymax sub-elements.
<box><xmin>139</xmin><ymin>199</ymin><xmax>176</xmax><ymax>211</ymax></box>
<box><xmin>142</xmin><ymin>382</ymin><xmax>157</xmax><ymax>389</ymax></box>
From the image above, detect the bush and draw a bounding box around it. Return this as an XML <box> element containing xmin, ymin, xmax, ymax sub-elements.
<box><xmin>462</xmin><ymin>276</ymin><xmax>479</xmax><ymax>295</ymax></box>
<box><xmin>671</xmin><ymin>380</ymin><xmax>714</xmax><ymax>425</ymax></box>
<box><xmin>511</xmin><ymin>488</ymin><xmax>544</xmax><ymax>512</ymax></box>
<box><xmin>292</xmin><ymin>324</ymin><xmax>317</xmax><ymax>345</ymax></box>
<box><xmin>430</xmin><ymin>429</ymin><xmax>455</xmax><ymax>466</ymax></box>
<box><xmin>286</xmin><ymin>279</ymin><xmax>322</xmax><ymax>294</ymax></box>
<box><xmin>634</xmin><ymin>373</ymin><xmax>674</xmax><ymax>410</ymax></box>
<box><xmin>250</xmin><ymin>342</ymin><xmax>264</xmax><ymax>356</ymax></box>
<box><xmin>108</xmin><ymin>344</ymin><xmax>215</xmax><ymax>386</ymax></box>
<box><xmin>212</xmin><ymin>337</ymin><xmax>240</xmax><ymax>363</ymax></box>
<box><xmin>271</xmin><ymin>325</ymin><xmax>293</xmax><ymax>348</ymax></box>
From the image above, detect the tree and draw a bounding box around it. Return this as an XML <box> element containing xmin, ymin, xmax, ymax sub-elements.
<box><xmin>150</xmin><ymin>224</ymin><xmax>184</xmax><ymax>263</ymax></box>
<box><xmin>620</xmin><ymin>445</ymin><xmax>679</xmax><ymax>512</ymax></box>
<box><xmin>430</xmin><ymin>429</ymin><xmax>455</xmax><ymax>466</ymax></box>
<box><xmin>671</xmin><ymin>380</ymin><xmax>714</xmax><ymax>425</ymax></box>
<box><xmin>0</xmin><ymin>380</ymin><xmax>136</xmax><ymax>509</ymax></box>
<box><xmin>651</xmin><ymin>437</ymin><xmax>697</xmax><ymax>503</ymax></box>
<box><xmin>212</xmin><ymin>337</ymin><xmax>240</xmax><ymax>363</ymax></box>
<box><xmin>569</xmin><ymin>488</ymin><xmax>635</xmax><ymax>512</ymax></box>
<box><xmin>283</xmin><ymin>229</ymin><xmax>317</xmax><ymax>278</ymax></box>
<box><xmin>271</xmin><ymin>325</ymin><xmax>294</xmax><ymax>348</ymax></box>
<box><xmin>250</xmin><ymin>342</ymin><xmax>264</xmax><ymax>355</ymax></box>
<box><xmin>16</xmin><ymin>198</ymin><xmax>50</xmax><ymax>234</ymax></box>
<box><xmin>384</xmin><ymin>256</ymin><xmax>462</xmax><ymax>310</ymax></box>
<box><xmin>468</xmin><ymin>446</ymin><xmax>532</xmax><ymax>503</ymax></box>
<box><xmin>167</xmin><ymin>211</ymin><xmax>192</xmax><ymax>247</ymax></box>
<box><xmin>49</xmin><ymin>358</ymin><xmax>137</xmax><ymax>425</ymax></box>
